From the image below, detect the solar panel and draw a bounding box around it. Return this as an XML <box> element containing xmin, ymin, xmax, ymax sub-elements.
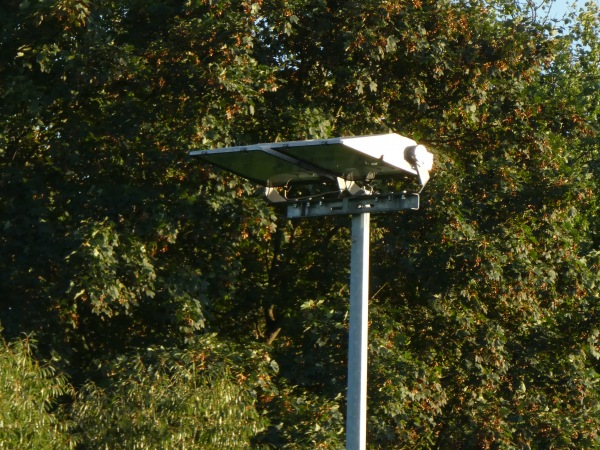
<box><xmin>190</xmin><ymin>134</ymin><xmax>423</xmax><ymax>187</ymax></box>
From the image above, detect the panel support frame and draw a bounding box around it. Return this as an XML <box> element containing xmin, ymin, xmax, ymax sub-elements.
<box><xmin>286</xmin><ymin>192</ymin><xmax>419</xmax><ymax>218</ymax></box>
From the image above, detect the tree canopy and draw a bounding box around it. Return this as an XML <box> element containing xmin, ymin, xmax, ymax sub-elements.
<box><xmin>1</xmin><ymin>0</ymin><xmax>599</xmax><ymax>448</ymax></box>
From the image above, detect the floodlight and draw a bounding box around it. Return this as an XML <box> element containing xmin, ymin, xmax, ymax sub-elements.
<box><xmin>405</xmin><ymin>144</ymin><xmax>434</xmax><ymax>190</ymax></box>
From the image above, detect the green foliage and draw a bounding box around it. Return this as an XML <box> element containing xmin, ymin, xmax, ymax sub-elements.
<box><xmin>1</xmin><ymin>0</ymin><xmax>599</xmax><ymax>447</ymax></box>
<box><xmin>258</xmin><ymin>383</ymin><xmax>345</xmax><ymax>449</ymax></box>
<box><xmin>0</xmin><ymin>333</ymin><xmax>74</xmax><ymax>449</ymax></box>
<box><xmin>70</xmin><ymin>335</ymin><xmax>275</xmax><ymax>449</ymax></box>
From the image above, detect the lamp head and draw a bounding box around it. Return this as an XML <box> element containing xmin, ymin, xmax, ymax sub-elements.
<box><xmin>406</xmin><ymin>144</ymin><xmax>433</xmax><ymax>190</ymax></box>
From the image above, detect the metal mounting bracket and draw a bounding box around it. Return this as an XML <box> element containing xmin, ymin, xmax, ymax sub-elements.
<box><xmin>286</xmin><ymin>192</ymin><xmax>419</xmax><ymax>218</ymax></box>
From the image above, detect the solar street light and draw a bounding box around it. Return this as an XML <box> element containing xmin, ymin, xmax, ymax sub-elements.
<box><xmin>190</xmin><ymin>133</ymin><xmax>432</xmax><ymax>212</ymax></box>
<box><xmin>190</xmin><ymin>133</ymin><xmax>433</xmax><ymax>450</ymax></box>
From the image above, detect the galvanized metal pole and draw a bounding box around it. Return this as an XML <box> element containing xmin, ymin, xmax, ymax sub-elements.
<box><xmin>346</xmin><ymin>212</ymin><xmax>370</xmax><ymax>450</ymax></box>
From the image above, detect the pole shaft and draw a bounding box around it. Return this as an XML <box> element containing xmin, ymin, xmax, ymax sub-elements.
<box><xmin>346</xmin><ymin>213</ymin><xmax>370</xmax><ymax>450</ymax></box>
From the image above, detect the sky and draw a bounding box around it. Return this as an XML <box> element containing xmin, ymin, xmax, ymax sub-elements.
<box><xmin>547</xmin><ymin>0</ymin><xmax>599</xmax><ymax>20</ymax></box>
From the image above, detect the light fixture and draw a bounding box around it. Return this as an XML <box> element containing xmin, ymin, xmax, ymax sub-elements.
<box><xmin>190</xmin><ymin>133</ymin><xmax>433</xmax><ymax>450</ymax></box>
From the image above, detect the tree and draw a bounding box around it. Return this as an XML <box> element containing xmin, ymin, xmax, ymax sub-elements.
<box><xmin>252</xmin><ymin>0</ymin><xmax>600</xmax><ymax>446</ymax></box>
<box><xmin>1</xmin><ymin>0</ymin><xmax>599</xmax><ymax>447</ymax></box>
<box><xmin>0</xmin><ymin>0</ymin><xmax>274</xmax><ymax>367</ymax></box>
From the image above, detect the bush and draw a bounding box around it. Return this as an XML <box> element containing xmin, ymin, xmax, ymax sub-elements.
<box><xmin>0</xmin><ymin>333</ymin><xmax>73</xmax><ymax>449</ymax></box>
<box><xmin>71</xmin><ymin>336</ymin><xmax>273</xmax><ymax>449</ymax></box>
